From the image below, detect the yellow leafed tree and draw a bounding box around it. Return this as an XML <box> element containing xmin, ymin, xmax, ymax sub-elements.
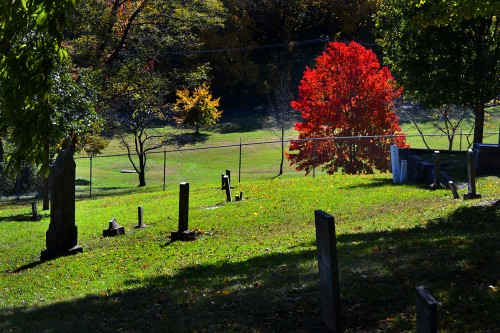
<box><xmin>174</xmin><ymin>84</ymin><xmax>223</xmax><ymax>134</ymax></box>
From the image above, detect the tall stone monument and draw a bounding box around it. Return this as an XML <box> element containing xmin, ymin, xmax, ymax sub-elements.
<box><xmin>41</xmin><ymin>149</ymin><xmax>82</xmax><ymax>261</ymax></box>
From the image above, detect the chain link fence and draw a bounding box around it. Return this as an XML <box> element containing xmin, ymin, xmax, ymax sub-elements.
<box><xmin>1</xmin><ymin>130</ymin><xmax>499</xmax><ymax>200</ymax></box>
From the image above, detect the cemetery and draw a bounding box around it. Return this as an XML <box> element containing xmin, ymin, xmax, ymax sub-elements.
<box><xmin>0</xmin><ymin>157</ymin><xmax>498</xmax><ymax>332</ymax></box>
<box><xmin>0</xmin><ymin>1</ymin><xmax>498</xmax><ymax>331</ymax></box>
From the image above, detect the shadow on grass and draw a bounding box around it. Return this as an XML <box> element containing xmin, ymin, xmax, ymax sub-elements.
<box><xmin>0</xmin><ymin>212</ymin><xmax>47</xmax><ymax>223</ymax></box>
<box><xmin>165</xmin><ymin>132</ymin><xmax>210</xmax><ymax>148</ymax></box>
<box><xmin>0</xmin><ymin>201</ymin><xmax>498</xmax><ymax>332</ymax></box>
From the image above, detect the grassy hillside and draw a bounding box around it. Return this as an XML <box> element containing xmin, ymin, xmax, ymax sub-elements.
<box><xmin>1</xmin><ymin>173</ymin><xmax>498</xmax><ymax>332</ymax></box>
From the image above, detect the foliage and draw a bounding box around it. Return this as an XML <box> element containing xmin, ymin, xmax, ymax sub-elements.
<box><xmin>288</xmin><ymin>41</ymin><xmax>406</xmax><ymax>175</ymax></box>
<box><xmin>174</xmin><ymin>83</ymin><xmax>223</xmax><ymax>134</ymax></box>
<box><xmin>0</xmin><ymin>0</ymin><xmax>76</xmax><ymax>170</ymax></box>
<box><xmin>376</xmin><ymin>0</ymin><xmax>500</xmax><ymax>143</ymax></box>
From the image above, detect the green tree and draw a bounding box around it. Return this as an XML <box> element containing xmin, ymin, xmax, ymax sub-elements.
<box><xmin>376</xmin><ymin>0</ymin><xmax>500</xmax><ymax>143</ymax></box>
<box><xmin>0</xmin><ymin>0</ymin><xmax>76</xmax><ymax>170</ymax></box>
<box><xmin>174</xmin><ymin>84</ymin><xmax>223</xmax><ymax>134</ymax></box>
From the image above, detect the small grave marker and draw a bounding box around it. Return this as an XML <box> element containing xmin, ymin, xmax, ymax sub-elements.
<box><xmin>416</xmin><ymin>286</ymin><xmax>438</xmax><ymax>333</ymax></box>
<box><xmin>103</xmin><ymin>218</ymin><xmax>125</xmax><ymax>237</ymax></box>
<box><xmin>135</xmin><ymin>206</ymin><xmax>146</xmax><ymax>228</ymax></box>
<box><xmin>430</xmin><ymin>151</ymin><xmax>443</xmax><ymax>190</ymax></box>
<box><xmin>314</xmin><ymin>210</ymin><xmax>342</xmax><ymax>332</ymax></box>
<box><xmin>391</xmin><ymin>145</ymin><xmax>401</xmax><ymax>184</ymax></box>
<box><xmin>171</xmin><ymin>182</ymin><xmax>196</xmax><ymax>241</ymax></box>
<box><xmin>223</xmin><ymin>176</ymin><xmax>232</xmax><ymax>202</ymax></box>
<box><xmin>31</xmin><ymin>201</ymin><xmax>41</xmax><ymax>221</ymax></box>
<box><xmin>464</xmin><ymin>149</ymin><xmax>481</xmax><ymax>200</ymax></box>
<box><xmin>448</xmin><ymin>181</ymin><xmax>460</xmax><ymax>199</ymax></box>
<box><xmin>400</xmin><ymin>160</ymin><xmax>408</xmax><ymax>183</ymax></box>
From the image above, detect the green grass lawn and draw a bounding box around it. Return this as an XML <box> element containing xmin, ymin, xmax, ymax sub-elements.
<box><xmin>1</xmin><ymin>173</ymin><xmax>498</xmax><ymax>332</ymax></box>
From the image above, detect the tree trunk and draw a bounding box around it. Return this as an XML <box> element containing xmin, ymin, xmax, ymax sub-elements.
<box><xmin>43</xmin><ymin>139</ymin><xmax>50</xmax><ymax>210</ymax></box>
<box><xmin>138</xmin><ymin>153</ymin><xmax>146</xmax><ymax>187</ymax></box>
<box><xmin>196</xmin><ymin>124</ymin><xmax>199</xmax><ymax>134</ymax></box>
<box><xmin>279</xmin><ymin>127</ymin><xmax>284</xmax><ymax>176</ymax></box>
<box><xmin>0</xmin><ymin>137</ymin><xmax>4</xmax><ymax>173</ymax></box>
<box><xmin>473</xmin><ymin>103</ymin><xmax>485</xmax><ymax>144</ymax></box>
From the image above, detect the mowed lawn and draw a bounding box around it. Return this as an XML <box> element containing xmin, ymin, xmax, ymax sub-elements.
<box><xmin>0</xmin><ymin>171</ymin><xmax>498</xmax><ymax>332</ymax></box>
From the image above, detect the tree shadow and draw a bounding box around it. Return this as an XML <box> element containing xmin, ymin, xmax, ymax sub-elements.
<box><xmin>0</xmin><ymin>201</ymin><xmax>498</xmax><ymax>332</ymax></box>
<box><xmin>165</xmin><ymin>132</ymin><xmax>210</xmax><ymax>148</ymax></box>
<box><xmin>0</xmin><ymin>212</ymin><xmax>47</xmax><ymax>223</ymax></box>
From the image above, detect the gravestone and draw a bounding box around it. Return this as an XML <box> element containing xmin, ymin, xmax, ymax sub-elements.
<box><xmin>430</xmin><ymin>151</ymin><xmax>443</xmax><ymax>190</ymax></box>
<box><xmin>400</xmin><ymin>160</ymin><xmax>408</xmax><ymax>183</ymax></box>
<box><xmin>391</xmin><ymin>145</ymin><xmax>401</xmax><ymax>184</ymax></box>
<box><xmin>135</xmin><ymin>206</ymin><xmax>146</xmax><ymax>228</ymax></box>
<box><xmin>464</xmin><ymin>149</ymin><xmax>481</xmax><ymax>200</ymax></box>
<box><xmin>448</xmin><ymin>181</ymin><xmax>460</xmax><ymax>199</ymax></box>
<box><xmin>103</xmin><ymin>218</ymin><xmax>125</xmax><ymax>237</ymax></box>
<box><xmin>314</xmin><ymin>210</ymin><xmax>342</xmax><ymax>332</ymax></box>
<box><xmin>171</xmin><ymin>182</ymin><xmax>196</xmax><ymax>241</ymax></box>
<box><xmin>416</xmin><ymin>286</ymin><xmax>438</xmax><ymax>333</ymax></box>
<box><xmin>223</xmin><ymin>176</ymin><xmax>232</xmax><ymax>202</ymax></box>
<box><xmin>41</xmin><ymin>149</ymin><xmax>82</xmax><ymax>261</ymax></box>
<box><xmin>31</xmin><ymin>201</ymin><xmax>41</xmax><ymax>221</ymax></box>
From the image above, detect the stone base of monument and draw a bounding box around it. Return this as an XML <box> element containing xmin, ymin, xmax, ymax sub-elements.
<box><xmin>170</xmin><ymin>230</ymin><xmax>197</xmax><ymax>241</ymax></box>
<box><xmin>463</xmin><ymin>192</ymin><xmax>482</xmax><ymax>200</ymax></box>
<box><xmin>40</xmin><ymin>245</ymin><xmax>83</xmax><ymax>262</ymax></box>
<box><xmin>103</xmin><ymin>218</ymin><xmax>126</xmax><ymax>237</ymax></box>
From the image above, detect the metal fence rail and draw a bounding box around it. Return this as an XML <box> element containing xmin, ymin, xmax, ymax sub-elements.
<box><xmin>1</xmin><ymin>131</ymin><xmax>498</xmax><ymax>200</ymax></box>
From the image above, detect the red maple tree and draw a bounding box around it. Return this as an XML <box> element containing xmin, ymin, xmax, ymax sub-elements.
<box><xmin>287</xmin><ymin>41</ymin><xmax>407</xmax><ymax>175</ymax></box>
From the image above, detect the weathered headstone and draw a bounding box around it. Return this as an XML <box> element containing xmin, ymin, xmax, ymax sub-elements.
<box><xmin>448</xmin><ymin>181</ymin><xmax>460</xmax><ymax>199</ymax></box>
<box><xmin>235</xmin><ymin>191</ymin><xmax>243</xmax><ymax>202</ymax></box>
<box><xmin>41</xmin><ymin>149</ymin><xmax>82</xmax><ymax>261</ymax></box>
<box><xmin>416</xmin><ymin>286</ymin><xmax>438</xmax><ymax>333</ymax></box>
<box><xmin>171</xmin><ymin>182</ymin><xmax>196</xmax><ymax>241</ymax></box>
<box><xmin>31</xmin><ymin>201</ymin><xmax>41</xmax><ymax>221</ymax></box>
<box><xmin>103</xmin><ymin>218</ymin><xmax>125</xmax><ymax>237</ymax></box>
<box><xmin>314</xmin><ymin>210</ymin><xmax>342</xmax><ymax>332</ymax></box>
<box><xmin>464</xmin><ymin>149</ymin><xmax>481</xmax><ymax>200</ymax></box>
<box><xmin>391</xmin><ymin>145</ymin><xmax>401</xmax><ymax>184</ymax></box>
<box><xmin>430</xmin><ymin>151</ymin><xmax>442</xmax><ymax>190</ymax></box>
<box><xmin>400</xmin><ymin>160</ymin><xmax>408</xmax><ymax>183</ymax></box>
<box><xmin>223</xmin><ymin>175</ymin><xmax>232</xmax><ymax>202</ymax></box>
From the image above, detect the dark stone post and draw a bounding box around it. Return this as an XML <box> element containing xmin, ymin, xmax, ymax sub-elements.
<box><xmin>178</xmin><ymin>182</ymin><xmax>189</xmax><ymax>232</ymax></box>
<box><xmin>430</xmin><ymin>151</ymin><xmax>442</xmax><ymax>190</ymax></box>
<box><xmin>416</xmin><ymin>286</ymin><xmax>438</xmax><ymax>333</ymax></box>
<box><xmin>31</xmin><ymin>201</ymin><xmax>41</xmax><ymax>221</ymax></box>
<box><xmin>314</xmin><ymin>210</ymin><xmax>342</xmax><ymax>332</ymax></box>
<box><xmin>41</xmin><ymin>150</ymin><xmax>82</xmax><ymax>261</ymax></box>
<box><xmin>136</xmin><ymin>206</ymin><xmax>145</xmax><ymax>228</ymax></box>
<box><xmin>223</xmin><ymin>176</ymin><xmax>232</xmax><ymax>202</ymax></box>
<box><xmin>464</xmin><ymin>149</ymin><xmax>481</xmax><ymax>200</ymax></box>
<box><xmin>171</xmin><ymin>182</ymin><xmax>196</xmax><ymax>241</ymax></box>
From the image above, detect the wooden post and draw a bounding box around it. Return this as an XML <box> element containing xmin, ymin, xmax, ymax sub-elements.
<box><xmin>315</xmin><ymin>210</ymin><xmax>342</xmax><ymax>332</ymax></box>
<box><xmin>416</xmin><ymin>286</ymin><xmax>438</xmax><ymax>333</ymax></box>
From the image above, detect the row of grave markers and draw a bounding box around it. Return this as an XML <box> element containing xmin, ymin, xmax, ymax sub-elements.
<box><xmin>315</xmin><ymin>210</ymin><xmax>438</xmax><ymax>333</ymax></box>
<box><xmin>391</xmin><ymin>146</ymin><xmax>481</xmax><ymax>200</ymax></box>
<box><xmin>39</xmin><ymin>149</ymin><xmax>241</xmax><ymax>261</ymax></box>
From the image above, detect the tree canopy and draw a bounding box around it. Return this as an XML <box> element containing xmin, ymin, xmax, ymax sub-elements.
<box><xmin>288</xmin><ymin>41</ymin><xmax>406</xmax><ymax>175</ymax></box>
<box><xmin>376</xmin><ymin>0</ymin><xmax>500</xmax><ymax>143</ymax></box>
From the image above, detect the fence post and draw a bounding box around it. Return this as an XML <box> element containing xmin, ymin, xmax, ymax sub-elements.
<box><xmin>312</xmin><ymin>137</ymin><xmax>317</xmax><ymax>179</ymax></box>
<box><xmin>239</xmin><ymin>137</ymin><xmax>242</xmax><ymax>183</ymax></box>
<box><xmin>163</xmin><ymin>148</ymin><xmax>166</xmax><ymax>191</ymax></box>
<box><xmin>89</xmin><ymin>155</ymin><xmax>93</xmax><ymax>198</ymax></box>
<box><xmin>460</xmin><ymin>127</ymin><xmax>463</xmax><ymax>151</ymax></box>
